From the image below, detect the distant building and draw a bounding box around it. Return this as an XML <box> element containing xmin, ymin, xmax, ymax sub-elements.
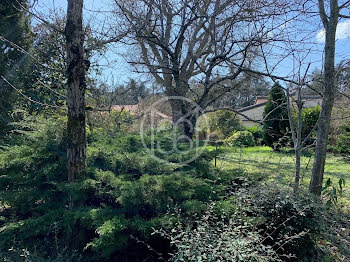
<box><xmin>237</xmin><ymin>94</ymin><xmax>322</xmax><ymax>127</ymax></box>
<box><xmin>111</xmin><ymin>104</ymin><xmax>143</xmax><ymax>114</ymax></box>
<box><xmin>111</xmin><ymin>102</ymin><xmax>172</xmax><ymax>129</ymax></box>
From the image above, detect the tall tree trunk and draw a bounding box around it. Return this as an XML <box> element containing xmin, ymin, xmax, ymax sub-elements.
<box><xmin>65</xmin><ymin>0</ymin><xmax>87</xmax><ymax>202</ymax></box>
<box><xmin>183</xmin><ymin>118</ymin><xmax>194</xmax><ymax>140</ymax></box>
<box><xmin>170</xmin><ymin>100</ymin><xmax>196</xmax><ymax>141</ymax></box>
<box><xmin>294</xmin><ymin>146</ymin><xmax>301</xmax><ymax>192</ymax></box>
<box><xmin>294</xmin><ymin>88</ymin><xmax>303</xmax><ymax>193</ymax></box>
<box><xmin>169</xmin><ymin>98</ymin><xmax>199</xmax><ymax>141</ymax></box>
<box><xmin>169</xmin><ymin>99</ymin><xmax>184</xmax><ymax>130</ymax></box>
<box><xmin>309</xmin><ymin>0</ymin><xmax>338</xmax><ymax>195</ymax></box>
<box><xmin>167</xmin><ymin>76</ymin><xmax>191</xmax><ymax>140</ymax></box>
<box><xmin>65</xmin><ymin>0</ymin><xmax>88</xmax><ymax>251</ymax></box>
<box><xmin>183</xmin><ymin>113</ymin><xmax>198</xmax><ymax>141</ymax></box>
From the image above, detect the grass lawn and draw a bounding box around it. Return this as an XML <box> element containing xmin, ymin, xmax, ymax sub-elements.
<box><xmin>209</xmin><ymin>146</ymin><xmax>350</xmax><ymax>206</ymax></box>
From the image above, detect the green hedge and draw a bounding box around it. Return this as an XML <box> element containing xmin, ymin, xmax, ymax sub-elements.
<box><xmin>226</xmin><ymin>131</ymin><xmax>255</xmax><ymax>147</ymax></box>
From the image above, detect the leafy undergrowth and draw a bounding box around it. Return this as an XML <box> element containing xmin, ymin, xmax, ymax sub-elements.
<box><xmin>0</xmin><ymin>117</ymin><xmax>348</xmax><ymax>261</ymax></box>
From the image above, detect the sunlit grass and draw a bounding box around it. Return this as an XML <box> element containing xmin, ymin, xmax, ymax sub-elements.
<box><xmin>208</xmin><ymin>146</ymin><xmax>350</xmax><ymax>206</ymax></box>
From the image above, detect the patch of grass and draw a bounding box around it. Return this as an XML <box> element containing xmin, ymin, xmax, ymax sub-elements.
<box><xmin>210</xmin><ymin>146</ymin><xmax>350</xmax><ymax>206</ymax></box>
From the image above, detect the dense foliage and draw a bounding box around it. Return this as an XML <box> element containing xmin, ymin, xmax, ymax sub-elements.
<box><xmin>0</xmin><ymin>116</ymin><xmax>223</xmax><ymax>261</ymax></box>
<box><xmin>292</xmin><ymin>106</ymin><xmax>321</xmax><ymax>145</ymax></box>
<box><xmin>155</xmin><ymin>184</ymin><xmax>334</xmax><ymax>262</ymax></box>
<box><xmin>156</xmin><ymin>202</ymin><xmax>280</xmax><ymax>262</ymax></box>
<box><xmin>0</xmin><ymin>0</ymin><xmax>32</xmax><ymax>138</ymax></box>
<box><xmin>0</xmin><ymin>116</ymin><xmax>340</xmax><ymax>261</ymax></box>
<box><xmin>20</xmin><ymin>20</ymin><xmax>67</xmax><ymax>112</ymax></box>
<box><xmin>244</xmin><ymin>125</ymin><xmax>264</xmax><ymax>145</ymax></box>
<box><xmin>226</xmin><ymin>131</ymin><xmax>255</xmax><ymax>147</ymax></box>
<box><xmin>200</xmin><ymin>110</ymin><xmax>242</xmax><ymax>140</ymax></box>
<box><xmin>334</xmin><ymin>120</ymin><xmax>350</xmax><ymax>155</ymax></box>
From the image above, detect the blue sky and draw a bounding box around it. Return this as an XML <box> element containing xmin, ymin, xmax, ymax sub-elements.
<box><xmin>32</xmin><ymin>0</ymin><xmax>350</xmax><ymax>86</ymax></box>
<box><xmin>32</xmin><ymin>0</ymin><xmax>139</xmax><ymax>85</ymax></box>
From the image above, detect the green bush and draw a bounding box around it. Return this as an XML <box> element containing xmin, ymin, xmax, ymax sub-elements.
<box><xmin>291</xmin><ymin>106</ymin><xmax>320</xmax><ymax>145</ymax></box>
<box><xmin>155</xmin><ymin>186</ymin><xmax>331</xmax><ymax>262</ymax></box>
<box><xmin>200</xmin><ymin>110</ymin><xmax>242</xmax><ymax>139</ymax></box>
<box><xmin>0</xmin><ymin>116</ymin><xmax>222</xmax><ymax>261</ymax></box>
<box><xmin>207</xmin><ymin>129</ymin><xmax>225</xmax><ymax>141</ymax></box>
<box><xmin>0</xmin><ymin>115</ymin><xmax>68</xmax><ymax>215</ymax></box>
<box><xmin>252</xmin><ymin>186</ymin><xmax>326</xmax><ymax>261</ymax></box>
<box><xmin>334</xmin><ymin>120</ymin><xmax>350</xmax><ymax>155</ymax></box>
<box><xmin>244</xmin><ymin>125</ymin><xmax>264</xmax><ymax>145</ymax></box>
<box><xmin>226</xmin><ymin>131</ymin><xmax>255</xmax><ymax>147</ymax></box>
<box><xmin>301</xmin><ymin>106</ymin><xmax>320</xmax><ymax>140</ymax></box>
<box><xmin>155</xmin><ymin>202</ymin><xmax>280</xmax><ymax>262</ymax></box>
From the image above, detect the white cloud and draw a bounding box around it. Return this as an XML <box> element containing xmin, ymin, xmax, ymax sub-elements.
<box><xmin>316</xmin><ymin>20</ymin><xmax>350</xmax><ymax>42</ymax></box>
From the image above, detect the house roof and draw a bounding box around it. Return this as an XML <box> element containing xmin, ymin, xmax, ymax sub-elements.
<box><xmin>299</xmin><ymin>95</ymin><xmax>322</xmax><ymax>100</ymax></box>
<box><xmin>238</xmin><ymin>94</ymin><xmax>322</xmax><ymax>113</ymax></box>
<box><xmin>111</xmin><ymin>104</ymin><xmax>141</xmax><ymax>113</ymax></box>
<box><xmin>237</xmin><ymin>101</ymin><xmax>267</xmax><ymax>112</ymax></box>
<box><xmin>254</xmin><ymin>96</ymin><xmax>268</xmax><ymax>105</ymax></box>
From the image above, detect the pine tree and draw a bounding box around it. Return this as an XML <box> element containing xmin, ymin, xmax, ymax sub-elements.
<box><xmin>0</xmin><ymin>0</ymin><xmax>32</xmax><ymax>138</ymax></box>
<box><xmin>262</xmin><ymin>83</ymin><xmax>289</xmax><ymax>148</ymax></box>
<box><xmin>20</xmin><ymin>19</ymin><xmax>67</xmax><ymax>113</ymax></box>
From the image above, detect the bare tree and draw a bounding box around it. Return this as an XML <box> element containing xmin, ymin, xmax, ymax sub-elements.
<box><xmin>309</xmin><ymin>0</ymin><xmax>349</xmax><ymax>195</ymax></box>
<box><xmin>115</xmin><ymin>0</ymin><xmax>291</xmax><ymax>139</ymax></box>
<box><xmin>288</xmin><ymin>87</ymin><xmax>304</xmax><ymax>193</ymax></box>
<box><xmin>285</xmin><ymin>63</ymin><xmax>321</xmax><ymax>192</ymax></box>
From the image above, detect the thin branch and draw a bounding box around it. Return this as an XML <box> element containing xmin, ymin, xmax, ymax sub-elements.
<box><xmin>1</xmin><ymin>76</ymin><xmax>63</xmax><ymax>109</ymax></box>
<box><xmin>338</xmin><ymin>13</ymin><xmax>350</xmax><ymax>18</ymax></box>
<box><xmin>17</xmin><ymin>0</ymin><xmax>65</xmax><ymax>35</ymax></box>
<box><xmin>0</xmin><ymin>35</ymin><xmax>64</xmax><ymax>73</ymax></box>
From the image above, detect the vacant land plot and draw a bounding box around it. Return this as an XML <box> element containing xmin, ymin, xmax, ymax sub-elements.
<box><xmin>211</xmin><ymin>146</ymin><xmax>350</xmax><ymax>205</ymax></box>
